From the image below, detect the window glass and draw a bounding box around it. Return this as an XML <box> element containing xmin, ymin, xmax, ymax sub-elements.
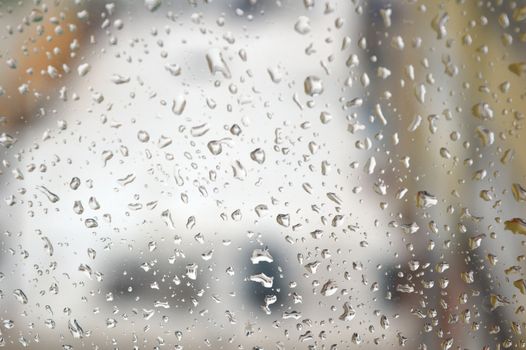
<box><xmin>0</xmin><ymin>0</ymin><xmax>524</xmax><ymax>349</ymax></box>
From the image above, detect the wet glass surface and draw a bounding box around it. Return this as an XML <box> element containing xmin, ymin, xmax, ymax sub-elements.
<box><xmin>0</xmin><ymin>0</ymin><xmax>526</xmax><ymax>349</ymax></box>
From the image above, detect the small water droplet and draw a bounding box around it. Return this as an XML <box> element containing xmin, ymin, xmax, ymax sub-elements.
<box><xmin>144</xmin><ymin>0</ymin><xmax>161</xmax><ymax>12</ymax></box>
<box><xmin>13</xmin><ymin>289</ymin><xmax>28</xmax><ymax>304</ymax></box>
<box><xmin>206</xmin><ymin>48</ymin><xmax>231</xmax><ymax>78</ymax></box>
<box><xmin>70</xmin><ymin>177</ymin><xmax>81</xmax><ymax>190</ymax></box>
<box><xmin>249</xmin><ymin>273</ymin><xmax>274</xmax><ymax>288</ymax></box>
<box><xmin>304</xmin><ymin>76</ymin><xmax>324</xmax><ymax>96</ymax></box>
<box><xmin>37</xmin><ymin>186</ymin><xmax>60</xmax><ymax>203</ymax></box>
<box><xmin>68</xmin><ymin>319</ymin><xmax>84</xmax><ymax>339</ymax></box>
<box><xmin>137</xmin><ymin>130</ymin><xmax>150</xmax><ymax>142</ymax></box>
<box><xmin>250</xmin><ymin>248</ymin><xmax>274</xmax><ymax>264</ymax></box>
<box><xmin>250</xmin><ymin>148</ymin><xmax>266</xmax><ymax>164</ymax></box>
<box><xmin>294</xmin><ymin>16</ymin><xmax>311</xmax><ymax>35</ymax></box>
<box><xmin>416</xmin><ymin>191</ymin><xmax>438</xmax><ymax>208</ymax></box>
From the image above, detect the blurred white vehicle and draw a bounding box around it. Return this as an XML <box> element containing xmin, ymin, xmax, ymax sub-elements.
<box><xmin>0</xmin><ymin>1</ymin><xmax>418</xmax><ymax>349</ymax></box>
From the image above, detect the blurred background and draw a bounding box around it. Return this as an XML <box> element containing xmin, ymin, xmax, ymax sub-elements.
<box><xmin>0</xmin><ymin>0</ymin><xmax>525</xmax><ymax>349</ymax></box>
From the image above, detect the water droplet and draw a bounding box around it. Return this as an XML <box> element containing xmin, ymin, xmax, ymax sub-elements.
<box><xmin>102</xmin><ymin>150</ymin><xmax>113</xmax><ymax>166</ymax></box>
<box><xmin>320</xmin><ymin>280</ymin><xmax>338</xmax><ymax>296</ymax></box>
<box><xmin>2</xmin><ymin>320</ymin><xmax>14</xmax><ymax>329</ymax></box>
<box><xmin>415</xmin><ymin>84</ymin><xmax>426</xmax><ymax>103</ymax></box>
<box><xmin>191</xmin><ymin>123</ymin><xmax>210</xmax><ymax>137</ymax></box>
<box><xmin>416</xmin><ymin>191</ymin><xmax>438</xmax><ymax>208</ymax></box>
<box><xmin>475</xmin><ymin>126</ymin><xmax>494</xmax><ymax>146</ymax></box>
<box><xmin>431</xmin><ymin>12</ymin><xmax>449</xmax><ymax>39</ymax></box>
<box><xmin>489</xmin><ymin>294</ymin><xmax>510</xmax><ymax>311</ymax></box>
<box><xmin>13</xmin><ymin>289</ymin><xmax>28</xmax><ymax>304</ymax></box>
<box><xmin>513</xmin><ymin>6</ymin><xmax>526</xmax><ymax>21</ymax></box>
<box><xmin>0</xmin><ymin>133</ymin><xmax>16</xmax><ymax>148</ymax></box>
<box><xmin>504</xmin><ymin>218</ymin><xmax>526</xmax><ymax>235</ymax></box>
<box><xmin>110</xmin><ymin>74</ymin><xmax>130</xmax><ymax>84</ymax></box>
<box><xmin>304</xmin><ymin>76</ymin><xmax>324</xmax><ymax>96</ymax></box>
<box><xmin>514</xmin><ymin>279</ymin><xmax>526</xmax><ymax>294</ymax></box>
<box><xmin>73</xmin><ymin>201</ymin><xmax>84</xmax><ymax>214</ymax></box>
<box><xmin>255</xmin><ymin>204</ymin><xmax>268</xmax><ymax>218</ymax></box>
<box><xmin>87</xmin><ymin>248</ymin><xmax>96</xmax><ymax>260</ymax></box>
<box><xmin>165</xmin><ymin>63</ymin><xmax>181</xmax><ymax>76</ymax></box>
<box><xmin>250</xmin><ymin>248</ymin><xmax>274</xmax><ymax>264</ymax></box>
<box><xmin>37</xmin><ymin>186</ymin><xmax>60</xmax><ymax>203</ymax></box>
<box><xmin>364</xmin><ymin>156</ymin><xmax>376</xmax><ymax>174</ymax></box>
<box><xmin>509</xmin><ymin>62</ymin><xmax>526</xmax><ymax>77</ymax></box>
<box><xmin>250</xmin><ymin>148</ymin><xmax>266</xmax><ymax>164</ymax></box>
<box><xmin>472</xmin><ymin>102</ymin><xmax>494</xmax><ymax>120</ymax></box>
<box><xmin>118</xmin><ymin>173</ymin><xmax>136</xmax><ymax>186</ymax></box>
<box><xmin>206</xmin><ymin>48</ymin><xmax>231</xmax><ymax>78</ymax></box>
<box><xmin>172</xmin><ymin>95</ymin><xmax>187</xmax><ymax>115</ymax></box>
<box><xmin>68</xmin><ymin>319</ymin><xmax>84</xmax><ymax>339</ymax></box>
<box><xmin>144</xmin><ymin>0</ymin><xmax>161</xmax><ymax>12</ymax></box>
<box><xmin>106</xmin><ymin>318</ymin><xmax>117</xmax><ymax>328</ymax></box>
<box><xmin>77</xmin><ymin>63</ymin><xmax>91</xmax><ymax>77</ymax></box>
<box><xmin>158</xmin><ymin>135</ymin><xmax>173</xmax><ymax>149</ymax></box>
<box><xmin>294</xmin><ymin>16</ymin><xmax>311</xmax><ymax>35</ymax></box>
<box><xmin>276</xmin><ymin>214</ymin><xmax>290</xmax><ymax>227</ymax></box>
<box><xmin>468</xmin><ymin>234</ymin><xmax>486</xmax><ymax>250</ymax></box>
<box><xmin>85</xmin><ymin>218</ymin><xmax>98</xmax><ymax>228</ymax></box>
<box><xmin>70</xmin><ymin>177</ymin><xmax>81</xmax><ymax>190</ymax></box>
<box><xmin>185</xmin><ymin>263</ymin><xmax>198</xmax><ymax>280</ymax></box>
<box><xmin>42</xmin><ymin>236</ymin><xmax>54</xmax><ymax>256</ymax></box>
<box><xmin>338</xmin><ymin>302</ymin><xmax>356</xmax><ymax>321</ymax></box>
<box><xmin>249</xmin><ymin>273</ymin><xmax>274</xmax><ymax>288</ymax></box>
<box><xmin>137</xmin><ymin>130</ymin><xmax>150</xmax><ymax>142</ymax></box>
<box><xmin>208</xmin><ymin>140</ymin><xmax>223</xmax><ymax>155</ymax></box>
<box><xmin>512</xmin><ymin>183</ymin><xmax>526</xmax><ymax>202</ymax></box>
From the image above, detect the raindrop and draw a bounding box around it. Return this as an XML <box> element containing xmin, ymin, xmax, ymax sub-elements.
<box><xmin>85</xmin><ymin>218</ymin><xmax>98</xmax><ymax>228</ymax></box>
<box><xmin>37</xmin><ymin>186</ymin><xmax>60</xmax><ymax>203</ymax></box>
<box><xmin>276</xmin><ymin>214</ymin><xmax>290</xmax><ymax>227</ymax></box>
<box><xmin>77</xmin><ymin>63</ymin><xmax>91</xmax><ymax>77</ymax></box>
<box><xmin>339</xmin><ymin>302</ymin><xmax>356</xmax><ymax>321</ymax></box>
<box><xmin>504</xmin><ymin>218</ymin><xmax>526</xmax><ymax>235</ymax></box>
<box><xmin>70</xmin><ymin>177</ymin><xmax>81</xmax><ymax>190</ymax></box>
<box><xmin>472</xmin><ymin>102</ymin><xmax>494</xmax><ymax>120</ymax></box>
<box><xmin>304</xmin><ymin>76</ymin><xmax>324</xmax><ymax>96</ymax></box>
<box><xmin>206</xmin><ymin>48</ymin><xmax>231</xmax><ymax>78</ymax></box>
<box><xmin>172</xmin><ymin>95</ymin><xmax>187</xmax><ymax>115</ymax></box>
<box><xmin>416</xmin><ymin>191</ymin><xmax>438</xmax><ymax>209</ymax></box>
<box><xmin>250</xmin><ymin>148</ymin><xmax>266</xmax><ymax>164</ymax></box>
<box><xmin>0</xmin><ymin>133</ymin><xmax>16</xmax><ymax>148</ymax></box>
<box><xmin>320</xmin><ymin>280</ymin><xmax>338</xmax><ymax>296</ymax></box>
<box><xmin>249</xmin><ymin>273</ymin><xmax>274</xmax><ymax>288</ymax></box>
<box><xmin>294</xmin><ymin>16</ymin><xmax>311</xmax><ymax>35</ymax></box>
<box><xmin>250</xmin><ymin>248</ymin><xmax>274</xmax><ymax>264</ymax></box>
<box><xmin>68</xmin><ymin>319</ymin><xmax>84</xmax><ymax>339</ymax></box>
<box><xmin>13</xmin><ymin>289</ymin><xmax>28</xmax><ymax>304</ymax></box>
<box><xmin>137</xmin><ymin>130</ymin><xmax>150</xmax><ymax>142</ymax></box>
<box><xmin>145</xmin><ymin>0</ymin><xmax>161</xmax><ymax>12</ymax></box>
